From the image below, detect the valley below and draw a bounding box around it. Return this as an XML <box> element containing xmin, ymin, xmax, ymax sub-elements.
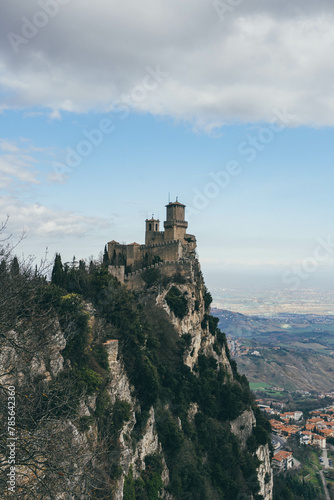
<box><xmin>213</xmin><ymin>308</ymin><xmax>334</xmax><ymax>394</ymax></box>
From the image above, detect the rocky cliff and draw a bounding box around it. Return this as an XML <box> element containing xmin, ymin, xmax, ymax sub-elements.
<box><xmin>0</xmin><ymin>254</ymin><xmax>273</xmax><ymax>499</ymax></box>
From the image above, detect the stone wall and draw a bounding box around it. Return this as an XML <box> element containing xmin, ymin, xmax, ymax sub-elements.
<box><xmin>107</xmin><ymin>243</ymin><xmax>127</xmax><ymax>263</ymax></box>
<box><xmin>108</xmin><ymin>265</ymin><xmax>125</xmax><ymax>283</ymax></box>
<box><xmin>108</xmin><ymin>240</ymin><xmax>184</xmax><ymax>271</ymax></box>
<box><xmin>143</xmin><ymin>240</ymin><xmax>182</xmax><ymax>263</ymax></box>
<box><xmin>145</xmin><ymin>230</ymin><xmax>165</xmax><ymax>246</ymax></box>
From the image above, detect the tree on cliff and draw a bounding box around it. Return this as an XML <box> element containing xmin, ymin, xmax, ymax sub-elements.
<box><xmin>0</xmin><ymin>226</ymin><xmax>114</xmax><ymax>499</ymax></box>
<box><xmin>102</xmin><ymin>245</ymin><xmax>109</xmax><ymax>267</ymax></box>
<box><xmin>10</xmin><ymin>256</ymin><xmax>19</xmax><ymax>277</ymax></box>
<box><xmin>51</xmin><ymin>253</ymin><xmax>64</xmax><ymax>287</ymax></box>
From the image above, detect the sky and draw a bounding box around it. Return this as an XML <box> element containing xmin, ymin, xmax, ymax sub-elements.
<box><xmin>1</xmin><ymin>0</ymin><xmax>334</xmax><ymax>292</ymax></box>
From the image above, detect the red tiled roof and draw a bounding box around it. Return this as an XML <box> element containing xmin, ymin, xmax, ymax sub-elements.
<box><xmin>273</xmin><ymin>450</ymin><xmax>292</xmax><ymax>462</ymax></box>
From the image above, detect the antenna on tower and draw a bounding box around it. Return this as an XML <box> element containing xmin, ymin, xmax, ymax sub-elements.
<box><xmin>176</xmin><ymin>196</ymin><xmax>178</xmax><ymax>202</ymax></box>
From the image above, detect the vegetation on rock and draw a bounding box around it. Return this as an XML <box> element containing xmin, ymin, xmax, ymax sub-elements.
<box><xmin>0</xmin><ymin>232</ymin><xmax>272</xmax><ymax>499</ymax></box>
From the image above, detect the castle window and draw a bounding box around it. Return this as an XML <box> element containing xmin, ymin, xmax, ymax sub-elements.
<box><xmin>149</xmin><ymin>223</ymin><xmax>152</xmax><ymax>231</ymax></box>
<box><xmin>155</xmin><ymin>224</ymin><xmax>158</xmax><ymax>231</ymax></box>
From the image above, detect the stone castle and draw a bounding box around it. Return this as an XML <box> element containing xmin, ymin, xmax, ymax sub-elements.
<box><xmin>107</xmin><ymin>199</ymin><xmax>196</xmax><ymax>281</ymax></box>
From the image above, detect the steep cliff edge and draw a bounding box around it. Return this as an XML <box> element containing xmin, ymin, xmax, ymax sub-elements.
<box><xmin>0</xmin><ymin>254</ymin><xmax>273</xmax><ymax>499</ymax></box>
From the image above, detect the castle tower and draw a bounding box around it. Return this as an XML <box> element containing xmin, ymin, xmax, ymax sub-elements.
<box><xmin>164</xmin><ymin>200</ymin><xmax>188</xmax><ymax>242</ymax></box>
<box><xmin>145</xmin><ymin>217</ymin><xmax>160</xmax><ymax>245</ymax></box>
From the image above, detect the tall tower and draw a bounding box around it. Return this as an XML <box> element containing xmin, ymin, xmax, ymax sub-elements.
<box><xmin>164</xmin><ymin>200</ymin><xmax>188</xmax><ymax>242</ymax></box>
<box><xmin>145</xmin><ymin>217</ymin><xmax>160</xmax><ymax>245</ymax></box>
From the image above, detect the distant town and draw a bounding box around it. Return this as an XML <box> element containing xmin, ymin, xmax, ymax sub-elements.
<box><xmin>256</xmin><ymin>398</ymin><xmax>334</xmax><ymax>484</ymax></box>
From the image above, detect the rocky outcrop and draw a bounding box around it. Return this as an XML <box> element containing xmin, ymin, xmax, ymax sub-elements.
<box><xmin>0</xmin><ymin>257</ymin><xmax>273</xmax><ymax>500</ymax></box>
<box><xmin>156</xmin><ymin>260</ymin><xmax>232</xmax><ymax>377</ymax></box>
<box><xmin>154</xmin><ymin>260</ymin><xmax>273</xmax><ymax>500</ymax></box>
<box><xmin>0</xmin><ymin>319</ymin><xmax>65</xmax><ymax>387</ymax></box>
<box><xmin>156</xmin><ymin>280</ymin><xmax>205</xmax><ymax>370</ymax></box>
<box><xmin>256</xmin><ymin>444</ymin><xmax>273</xmax><ymax>500</ymax></box>
<box><xmin>109</xmin><ymin>372</ymin><xmax>169</xmax><ymax>499</ymax></box>
<box><xmin>230</xmin><ymin>409</ymin><xmax>256</xmax><ymax>448</ymax></box>
<box><xmin>230</xmin><ymin>410</ymin><xmax>273</xmax><ymax>499</ymax></box>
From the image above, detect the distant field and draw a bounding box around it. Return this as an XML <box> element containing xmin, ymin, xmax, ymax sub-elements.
<box><xmin>248</xmin><ymin>383</ymin><xmax>285</xmax><ymax>397</ymax></box>
<box><xmin>249</xmin><ymin>382</ymin><xmax>272</xmax><ymax>390</ymax></box>
<box><xmin>265</xmin><ymin>390</ymin><xmax>285</xmax><ymax>397</ymax></box>
<box><xmin>248</xmin><ymin>383</ymin><xmax>284</xmax><ymax>397</ymax></box>
<box><xmin>291</xmin><ymin>342</ymin><xmax>329</xmax><ymax>352</ymax></box>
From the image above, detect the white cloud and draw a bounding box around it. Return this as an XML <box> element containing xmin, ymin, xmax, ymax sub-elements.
<box><xmin>0</xmin><ymin>139</ymin><xmax>41</xmax><ymax>185</ymax></box>
<box><xmin>0</xmin><ymin>197</ymin><xmax>111</xmax><ymax>238</ymax></box>
<box><xmin>1</xmin><ymin>1</ymin><xmax>334</xmax><ymax>128</ymax></box>
<box><xmin>0</xmin><ymin>139</ymin><xmax>20</xmax><ymax>153</ymax></box>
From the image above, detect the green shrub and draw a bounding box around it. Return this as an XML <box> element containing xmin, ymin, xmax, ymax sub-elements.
<box><xmin>135</xmin><ymin>454</ymin><xmax>163</xmax><ymax>499</ymax></box>
<box><xmin>74</xmin><ymin>367</ymin><xmax>103</xmax><ymax>394</ymax></box>
<box><xmin>123</xmin><ymin>466</ymin><xmax>136</xmax><ymax>500</ymax></box>
<box><xmin>112</xmin><ymin>400</ymin><xmax>132</xmax><ymax>433</ymax></box>
<box><xmin>142</xmin><ymin>268</ymin><xmax>161</xmax><ymax>288</ymax></box>
<box><xmin>181</xmin><ymin>333</ymin><xmax>192</xmax><ymax>350</ymax></box>
<box><xmin>216</xmin><ymin>329</ymin><xmax>227</xmax><ymax>347</ymax></box>
<box><xmin>208</xmin><ymin>315</ymin><xmax>219</xmax><ymax>334</ymax></box>
<box><xmin>173</xmin><ymin>272</ymin><xmax>186</xmax><ymax>284</ymax></box>
<box><xmin>92</xmin><ymin>344</ymin><xmax>109</xmax><ymax>370</ymax></box>
<box><xmin>156</xmin><ymin>415</ymin><xmax>184</xmax><ymax>455</ymax></box>
<box><xmin>165</xmin><ymin>286</ymin><xmax>188</xmax><ymax>319</ymax></box>
<box><xmin>95</xmin><ymin>388</ymin><xmax>111</xmax><ymax>419</ymax></box>
<box><xmin>203</xmin><ymin>288</ymin><xmax>212</xmax><ymax>310</ymax></box>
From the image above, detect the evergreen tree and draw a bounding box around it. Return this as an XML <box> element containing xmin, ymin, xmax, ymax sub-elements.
<box><xmin>79</xmin><ymin>260</ymin><xmax>86</xmax><ymax>272</ymax></box>
<box><xmin>110</xmin><ymin>249</ymin><xmax>116</xmax><ymax>265</ymax></box>
<box><xmin>89</xmin><ymin>260</ymin><xmax>96</xmax><ymax>275</ymax></box>
<box><xmin>10</xmin><ymin>256</ymin><xmax>20</xmax><ymax>276</ymax></box>
<box><xmin>103</xmin><ymin>245</ymin><xmax>109</xmax><ymax>267</ymax></box>
<box><xmin>51</xmin><ymin>253</ymin><xmax>64</xmax><ymax>287</ymax></box>
<box><xmin>0</xmin><ymin>259</ymin><xmax>6</xmax><ymax>278</ymax></box>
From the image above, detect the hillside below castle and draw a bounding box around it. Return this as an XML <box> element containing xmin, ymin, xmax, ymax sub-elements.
<box><xmin>0</xmin><ymin>205</ymin><xmax>273</xmax><ymax>499</ymax></box>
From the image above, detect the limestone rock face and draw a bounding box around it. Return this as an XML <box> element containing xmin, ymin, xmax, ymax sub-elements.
<box><xmin>108</xmin><ymin>348</ymin><xmax>133</xmax><ymax>405</ymax></box>
<box><xmin>156</xmin><ymin>259</ymin><xmax>232</xmax><ymax>376</ymax></box>
<box><xmin>256</xmin><ymin>444</ymin><xmax>273</xmax><ymax>500</ymax></box>
<box><xmin>0</xmin><ymin>260</ymin><xmax>273</xmax><ymax>500</ymax></box>
<box><xmin>107</xmin><ymin>354</ymin><xmax>172</xmax><ymax>500</ymax></box>
<box><xmin>0</xmin><ymin>320</ymin><xmax>65</xmax><ymax>387</ymax></box>
<box><xmin>231</xmin><ymin>411</ymin><xmax>273</xmax><ymax>499</ymax></box>
<box><xmin>154</xmin><ymin>261</ymin><xmax>273</xmax><ymax>500</ymax></box>
<box><xmin>230</xmin><ymin>409</ymin><xmax>256</xmax><ymax>448</ymax></box>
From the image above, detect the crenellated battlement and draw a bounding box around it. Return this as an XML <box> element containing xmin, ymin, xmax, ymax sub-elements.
<box><xmin>107</xmin><ymin>199</ymin><xmax>196</xmax><ymax>276</ymax></box>
<box><xmin>142</xmin><ymin>239</ymin><xmax>179</xmax><ymax>249</ymax></box>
